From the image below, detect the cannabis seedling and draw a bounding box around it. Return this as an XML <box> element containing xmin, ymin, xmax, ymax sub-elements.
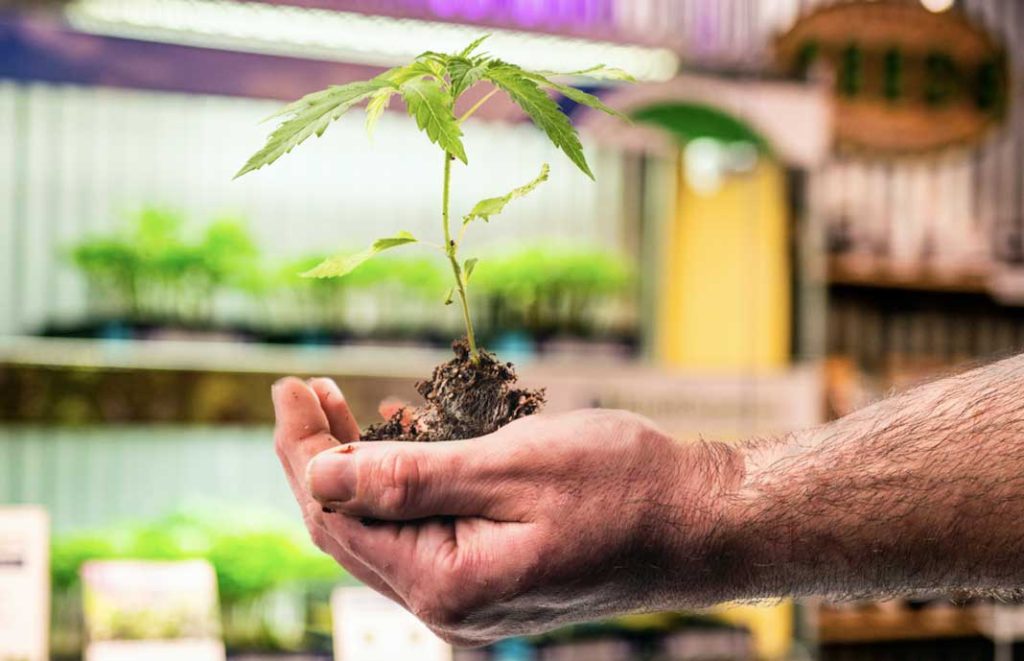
<box><xmin>236</xmin><ymin>36</ymin><xmax>632</xmax><ymax>361</ymax></box>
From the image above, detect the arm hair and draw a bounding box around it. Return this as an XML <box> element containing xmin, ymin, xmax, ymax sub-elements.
<box><xmin>716</xmin><ymin>353</ymin><xmax>1024</xmax><ymax>602</ymax></box>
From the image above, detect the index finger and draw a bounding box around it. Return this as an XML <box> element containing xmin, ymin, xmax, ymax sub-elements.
<box><xmin>311</xmin><ymin>377</ymin><xmax>361</xmax><ymax>442</ymax></box>
<box><xmin>272</xmin><ymin>377</ymin><xmax>339</xmax><ymax>482</ymax></box>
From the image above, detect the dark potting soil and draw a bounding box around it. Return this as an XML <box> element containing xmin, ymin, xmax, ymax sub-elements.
<box><xmin>362</xmin><ymin>338</ymin><xmax>546</xmax><ymax>442</ymax></box>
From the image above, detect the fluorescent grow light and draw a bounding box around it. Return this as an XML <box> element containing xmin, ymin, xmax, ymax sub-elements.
<box><xmin>65</xmin><ymin>0</ymin><xmax>679</xmax><ymax>82</ymax></box>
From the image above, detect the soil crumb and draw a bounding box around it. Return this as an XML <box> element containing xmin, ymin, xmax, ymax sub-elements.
<box><xmin>362</xmin><ymin>338</ymin><xmax>545</xmax><ymax>442</ymax></box>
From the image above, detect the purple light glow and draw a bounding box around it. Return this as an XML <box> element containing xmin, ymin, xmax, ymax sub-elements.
<box><xmin>463</xmin><ymin>0</ymin><xmax>493</xmax><ymax>21</ymax></box>
<box><xmin>426</xmin><ymin>0</ymin><xmax>601</xmax><ymax>27</ymax></box>
<box><xmin>510</xmin><ymin>0</ymin><xmax>545</xmax><ymax>27</ymax></box>
<box><xmin>553</xmin><ymin>0</ymin><xmax>588</xmax><ymax>26</ymax></box>
<box><xmin>427</xmin><ymin>0</ymin><xmax>461</xmax><ymax>19</ymax></box>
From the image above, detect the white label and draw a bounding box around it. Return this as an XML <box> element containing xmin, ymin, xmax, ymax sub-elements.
<box><xmin>85</xmin><ymin>640</ymin><xmax>226</xmax><ymax>661</ymax></box>
<box><xmin>332</xmin><ymin>586</ymin><xmax>451</xmax><ymax>661</ymax></box>
<box><xmin>0</xmin><ymin>506</ymin><xmax>49</xmax><ymax>661</ymax></box>
<box><xmin>81</xmin><ymin>560</ymin><xmax>224</xmax><ymax>661</ymax></box>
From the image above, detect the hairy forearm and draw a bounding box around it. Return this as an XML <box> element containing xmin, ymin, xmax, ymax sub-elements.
<box><xmin>710</xmin><ymin>354</ymin><xmax>1024</xmax><ymax>602</ymax></box>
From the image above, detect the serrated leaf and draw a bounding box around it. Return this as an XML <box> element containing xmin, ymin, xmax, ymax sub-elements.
<box><xmin>464</xmin><ymin>163</ymin><xmax>550</xmax><ymax>225</ymax></box>
<box><xmin>463</xmin><ymin>258</ymin><xmax>478</xmax><ymax>283</ymax></box>
<box><xmin>365</xmin><ymin>87</ymin><xmax>396</xmax><ymax>137</ymax></box>
<box><xmin>413</xmin><ymin>52</ymin><xmax>449</xmax><ymax>80</ymax></box>
<box><xmin>459</xmin><ymin>34</ymin><xmax>491</xmax><ymax>58</ymax></box>
<box><xmin>484</xmin><ymin>62</ymin><xmax>593</xmax><ymax>179</ymax></box>
<box><xmin>301</xmin><ymin>231</ymin><xmax>417</xmax><ymax>279</ymax></box>
<box><xmin>526</xmin><ymin>73</ymin><xmax>630</xmax><ymax>122</ymax></box>
<box><xmin>237</xmin><ymin>79</ymin><xmax>389</xmax><ymax>178</ymax></box>
<box><xmin>261</xmin><ymin>87</ymin><xmax>335</xmax><ymax>124</ymax></box>
<box><xmin>443</xmin><ymin>287</ymin><xmax>455</xmax><ymax>305</ymax></box>
<box><xmin>387</xmin><ymin>61</ymin><xmax>438</xmax><ymax>84</ymax></box>
<box><xmin>400</xmin><ymin>78</ymin><xmax>468</xmax><ymax>164</ymax></box>
<box><xmin>537</xmin><ymin>64</ymin><xmax>636</xmax><ymax>82</ymax></box>
<box><xmin>257</xmin><ymin>65</ymin><xmax>418</xmax><ymax>124</ymax></box>
<box><xmin>448</xmin><ymin>56</ymin><xmax>489</xmax><ymax>97</ymax></box>
<box><xmin>416</xmin><ymin>50</ymin><xmax>449</xmax><ymax>64</ymax></box>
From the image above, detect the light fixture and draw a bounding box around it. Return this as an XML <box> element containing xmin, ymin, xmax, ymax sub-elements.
<box><xmin>64</xmin><ymin>0</ymin><xmax>680</xmax><ymax>82</ymax></box>
<box><xmin>920</xmin><ymin>0</ymin><xmax>955</xmax><ymax>13</ymax></box>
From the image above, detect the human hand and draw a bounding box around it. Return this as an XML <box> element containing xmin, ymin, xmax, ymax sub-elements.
<box><xmin>273</xmin><ymin>377</ymin><xmax>744</xmax><ymax>646</ymax></box>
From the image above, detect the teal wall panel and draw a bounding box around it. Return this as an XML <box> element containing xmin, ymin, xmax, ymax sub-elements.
<box><xmin>0</xmin><ymin>425</ymin><xmax>298</xmax><ymax>533</ymax></box>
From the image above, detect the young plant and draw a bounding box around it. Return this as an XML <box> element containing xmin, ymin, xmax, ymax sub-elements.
<box><xmin>235</xmin><ymin>35</ymin><xmax>632</xmax><ymax>362</ymax></box>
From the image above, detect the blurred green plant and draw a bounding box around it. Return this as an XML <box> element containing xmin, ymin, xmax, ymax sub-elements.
<box><xmin>70</xmin><ymin>238</ymin><xmax>142</xmax><ymax>319</ymax></box>
<box><xmin>472</xmin><ymin>246</ymin><xmax>633</xmax><ymax>338</ymax></box>
<box><xmin>69</xmin><ymin>208</ymin><xmax>263</xmax><ymax>326</ymax></box>
<box><xmin>51</xmin><ymin>508</ymin><xmax>345</xmax><ymax>653</ymax></box>
<box><xmin>278</xmin><ymin>252</ymin><xmax>446</xmax><ymax>333</ymax></box>
<box><xmin>68</xmin><ymin>211</ymin><xmax>636</xmax><ymax>344</ymax></box>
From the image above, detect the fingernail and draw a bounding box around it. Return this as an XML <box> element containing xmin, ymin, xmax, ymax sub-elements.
<box><xmin>307</xmin><ymin>450</ymin><xmax>356</xmax><ymax>503</ymax></box>
<box><xmin>271</xmin><ymin>378</ymin><xmax>289</xmax><ymax>405</ymax></box>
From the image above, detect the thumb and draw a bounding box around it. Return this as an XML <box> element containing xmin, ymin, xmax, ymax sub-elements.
<box><xmin>306</xmin><ymin>439</ymin><xmax>517</xmax><ymax>521</ymax></box>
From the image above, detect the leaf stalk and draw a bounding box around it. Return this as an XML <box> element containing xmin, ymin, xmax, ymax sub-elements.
<box><xmin>458</xmin><ymin>87</ymin><xmax>500</xmax><ymax>125</ymax></box>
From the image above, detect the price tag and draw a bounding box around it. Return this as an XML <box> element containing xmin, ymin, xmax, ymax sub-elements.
<box><xmin>332</xmin><ymin>586</ymin><xmax>451</xmax><ymax>661</ymax></box>
<box><xmin>0</xmin><ymin>506</ymin><xmax>49</xmax><ymax>661</ymax></box>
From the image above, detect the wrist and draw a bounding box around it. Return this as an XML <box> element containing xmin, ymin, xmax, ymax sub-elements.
<box><xmin>696</xmin><ymin>435</ymin><xmax>798</xmax><ymax>604</ymax></box>
<box><xmin>653</xmin><ymin>435</ymin><xmax>753</xmax><ymax>606</ymax></box>
<box><xmin>719</xmin><ymin>430</ymin><xmax>835</xmax><ymax>602</ymax></box>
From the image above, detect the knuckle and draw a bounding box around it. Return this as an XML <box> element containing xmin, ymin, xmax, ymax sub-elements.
<box><xmin>371</xmin><ymin>450</ymin><xmax>421</xmax><ymax>514</ymax></box>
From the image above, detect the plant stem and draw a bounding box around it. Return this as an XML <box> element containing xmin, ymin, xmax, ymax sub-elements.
<box><xmin>442</xmin><ymin>151</ymin><xmax>479</xmax><ymax>360</ymax></box>
<box><xmin>458</xmin><ymin>88</ymin><xmax>500</xmax><ymax>125</ymax></box>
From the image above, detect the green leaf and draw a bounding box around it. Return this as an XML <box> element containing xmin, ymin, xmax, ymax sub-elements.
<box><xmin>365</xmin><ymin>87</ymin><xmax>396</xmax><ymax>137</ymax></box>
<box><xmin>536</xmin><ymin>64</ymin><xmax>636</xmax><ymax>82</ymax></box>
<box><xmin>301</xmin><ymin>231</ymin><xmax>417</xmax><ymax>279</ymax></box>
<box><xmin>448</xmin><ymin>56</ymin><xmax>489</xmax><ymax>98</ymax></box>
<box><xmin>464</xmin><ymin>163</ymin><xmax>550</xmax><ymax>225</ymax></box>
<box><xmin>261</xmin><ymin>86</ymin><xmax>336</xmax><ymax>123</ymax></box>
<box><xmin>413</xmin><ymin>52</ymin><xmax>449</xmax><ymax>79</ymax></box>
<box><xmin>416</xmin><ymin>50</ymin><xmax>449</xmax><ymax>64</ymax></box>
<box><xmin>256</xmin><ymin>64</ymin><xmax>417</xmax><ymax>124</ymax></box>
<box><xmin>463</xmin><ymin>258</ymin><xmax>478</xmax><ymax>283</ymax></box>
<box><xmin>387</xmin><ymin>61</ymin><xmax>439</xmax><ymax>85</ymax></box>
<box><xmin>526</xmin><ymin>72</ymin><xmax>630</xmax><ymax>122</ymax></box>
<box><xmin>459</xmin><ymin>34</ymin><xmax>491</xmax><ymax>58</ymax></box>
<box><xmin>236</xmin><ymin>79</ymin><xmax>389</xmax><ymax>178</ymax></box>
<box><xmin>484</xmin><ymin>62</ymin><xmax>593</xmax><ymax>179</ymax></box>
<box><xmin>400</xmin><ymin>78</ymin><xmax>468</xmax><ymax>164</ymax></box>
<box><xmin>443</xmin><ymin>287</ymin><xmax>455</xmax><ymax>305</ymax></box>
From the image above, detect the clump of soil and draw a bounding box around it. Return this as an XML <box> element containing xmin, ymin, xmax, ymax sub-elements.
<box><xmin>362</xmin><ymin>338</ymin><xmax>545</xmax><ymax>442</ymax></box>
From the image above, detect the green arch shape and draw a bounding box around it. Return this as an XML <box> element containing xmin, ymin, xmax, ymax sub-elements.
<box><xmin>630</xmin><ymin>102</ymin><xmax>773</xmax><ymax>156</ymax></box>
